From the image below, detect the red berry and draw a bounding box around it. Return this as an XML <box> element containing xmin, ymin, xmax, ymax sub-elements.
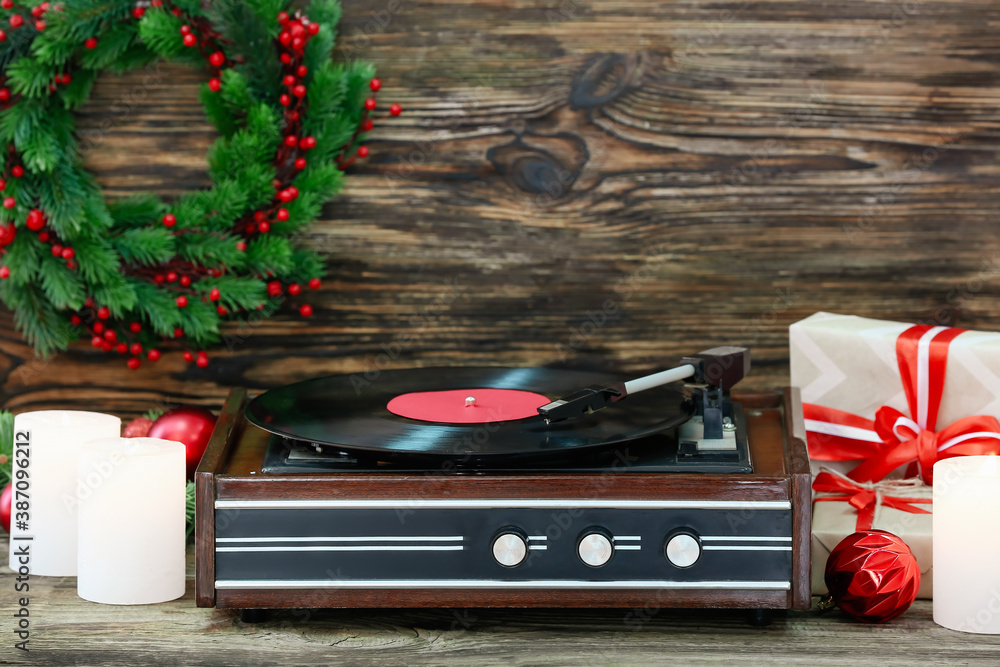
<box><xmin>364</xmin><ymin>98</ymin><xmax>377</xmax><ymax>111</ymax></box>
<box><xmin>61</xmin><ymin>247</ymin><xmax>74</xmax><ymax>260</ymax></box>
<box><xmin>34</xmin><ymin>20</ymin><xmax>44</xmax><ymax>31</ymax></box>
<box><xmin>217</xmin><ymin>305</ymin><xmax>227</xmax><ymax>315</ymax></box>
<box><xmin>267</xmin><ymin>280</ymin><xmax>282</xmax><ymax>296</ymax></box>
<box><xmin>299</xmin><ymin>304</ymin><xmax>313</xmax><ymax>317</ymax></box>
<box><xmin>180</xmin><ymin>275</ymin><xmax>191</xmax><ymax>286</ymax></box>
<box><xmin>273</xmin><ymin>179</ymin><xmax>283</xmax><ymax>189</ymax></box>
<box><xmin>279</xmin><ymin>31</ymin><xmax>291</xmax><ymax>45</ymax></box>
<box><xmin>288</xmin><ymin>110</ymin><xmax>300</xmax><ymax>122</ymax></box>
<box><xmin>283</xmin><ymin>74</ymin><xmax>296</xmax><ymax>86</ymax></box>
<box><xmin>196</xmin><ymin>355</ymin><xmax>209</xmax><ymax>368</ymax></box>
<box><xmin>38</xmin><ymin>231</ymin><xmax>48</xmax><ymax>242</ymax></box>
<box><xmin>127</xmin><ymin>357</ymin><xmax>141</xmax><ymax>370</ymax></box>
<box><xmin>279</xmin><ymin>94</ymin><xmax>290</xmax><ymax>106</ymax></box>
<box><xmin>0</xmin><ymin>2</ymin><xmax>10</xmax><ymax>11</ymax></box>
<box><xmin>154</xmin><ymin>274</ymin><xmax>165</xmax><ymax>283</ymax></box>
<box><xmin>167</xmin><ymin>271</ymin><xmax>177</xmax><ymax>282</ymax></box>
<box><xmin>362</xmin><ymin>119</ymin><xmax>374</xmax><ymax>131</ymax></box>
<box><xmin>358</xmin><ymin>146</ymin><xmax>369</xmax><ymax>158</ymax></box>
<box><xmin>277</xmin><ymin>11</ymin><xmax>289</xmax><ymax>24</ymax></box>
<box><xmin>130</xmin><ymin>322</ymin><xmax>142</xmax><ymax>333</ymax></box>
<box><xmin>71</xmin><ymin>314</ymin><xmax>82</xmax><ymax>326</ymax></box>
<box><xmin>180</xmin><ymin>24</ymin><xmax>190</xmax><ymax>35</ymax></box>
<box><xmin>390</xmin><ymin>103</ymin><xmax>402</xmax><ymax>116</ymax></box>
<box><xmin>130</xmin><ymin>343</ymin><xmax>142</xmax><ymax>356</ymax></box>
<box><xmin>294</xmin><ymin>157</ymin><xmax>306</xmax><ymax>169</ymax></box>
<box><xmin>51</xmin><ymin>244</ymin><xmax>63</xmax><ymax>257</ymax></box>
<box><xmin>276</xmin><ymin>208</ymin><xmax>289</xmax><ymax>221</ymax></box>
<box><xmin>162</xmin><ymin>213</ymin><xmax>176</xmax><ymax>227</ymax></box>
<box><xmin>174</xmin><ymin>327</ymin><xmax>184</xmax><ymax>338</ymax></box>
<box><xmin>85</xmin><ymin>37</ymin><xmax>97</xmax><ymax>49</ymax></box>
<box><xmin>258</xmin><ymin>221</ymin><xmax>270</xmax><ymax>233</ymax></box>
<box><xmin>11</xmin><ymin>165</ymin><xmax>22</xmax><ymax>177</ymax></box>
<box><xmin>4</xmin><ymin>197</ymin><xmax>15</xmax><ymax>209</ymax></box>
<box><xmin>300</xmin><ymin>136</ymin><xmax>316</xmax><ymax>150</ymax></box>
<box><xmin>152</xmin><ymin>0</ymin><xmax>162</xmax><ymax>7</ymax></box>
<box><xmin>287</xmin><ymin>186</ymin><xmax>299</xmax><ymax>198</ymax></box>
<box><xmin>292</xmin><ymin>84</ymin><xmax>306</xmax><ymax>97</ymax></box>
<box><xmin>370</xmin><ymin>78</ymin><xmax>381</xmax><ymax>92</ymax></box>
<box><xmin>297</xmin><ymin>65</ymin><xmax>307</xmax><ymax>77</ymax></box>
<box><xmin>307</xmin><ymin>23</ymin><xmax>320</xmax><ymax>35</ymax></box>
<box><xmin>101</xmin><ymin>340</ymin><xmax>113</xmax><ymax>352</ymax></box>
<box><xmin>183</xmin><ymin>33</ymin><xmax>197</xmax><ymax>47</ymax></box>
<box><xmin>176</xmin><ymin>295</ymin><xmax>188</xmax><ymax>308</ymax></box>
<box><xmin>91</xmin><ymin>335</ymin><xmax>103</xmax><ymax>347</ymax></box>
<box><xmin>26</xmin><ymin>210</ymin><xmax>45</xmax><ymax>230</ymax></box>
<box><xmin>309</xmin><ymin>277</ymin><xmax>321</xmax><ymax>290</ymax></box>
<box><xmin>0</xmin><ymin>30</ymin><xmax>5</xmax><ymax>41</ymax></box>
<box><xmin>280</xmin><ymin>53</ymin><xmax>292</xmax><ymax>64</ymax></box>
<box><xmin>93</xmin><ymin>322</ymin><xmax>104</xmax><ymax>334</ymax></box>
<box><xmin>9</xmin><ymin>15</ymin><xmax>22</xmax><ymax>28</ymax></box>
<box><xmin>104</xmin><ymin>329</ymin><xmax>116</xmax><ymax>342</ymax></box>
<box><xmin>235</xmin><ymin>241</ymin><xmax>246</xmax><ymax>251</ymax></box>
<box><xmin>291</xmin><ymin>37</ymin><xmax>304</xmax><ymax>50</ymax></box>
<box><xmin>209</xmin><ymin>287</ymin><xmax>220</xmax><ymax>301</ymax></box>
<box><xmin>147</xmin><ymin>349</ymin><xmax>161</xmax><ymax>361</ymax></box>
<box><xmin>284</xmin><ymin>135</ymin><xmax>298</xmax><ymax>147</ymax></box>
<box><xmin>0</xmin><ymin>178</ymin><xmax>5</xmax><ymax>190</ymax></box>
<box><xmin>116</xmin><ymin>342</ymin><xmax>127</xmax><ymax>354</ymax></box>
<box><xmin>208</xmin><ymin>78</ymin><xmax>221</xmax><ymax>92</ymax></box>
<box><xmin>66</xmin><ymin>260</ymin><xmax>77</xmax><ymax>270</ymax></box>
<box><xmin>253</xmin><ymin>210</ymin><xmax>265</xmax><ymax>222</ymax></box>
<box><xmin>97</xmin><ymin>306</ymin><xmax>110</xmax><ymax>320</ymax></box>
<box><xmin>288</xmin><ymin>283</ymin><xmax>301</xmax><ymax>295</ymax></box>
<box><xmin>209</xmin><ymin>51</ymin><xmax>225</xmax><ymax>67</ymax></box>
<box><xmin>132</xmin><ymin>7</ymin><xmax>145</xmax><ymax>19</ymax></box>
<box><xmin>183</xmin><ymin>351</ymin><xmax>194</xmax><ymax>362</ymax></box>
<box><xmin>0</xmin><ymin>266</ymin><xmax>8</xmax><ymax>279</ymax></box>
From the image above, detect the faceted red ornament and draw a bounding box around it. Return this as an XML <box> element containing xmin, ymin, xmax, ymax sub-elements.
<box><xmin>123</xmin><ymin>417</ymin><xmax>153</xmax><ymax>438</ymax></box>
<box><xmin>824</xmin><ymin>530</ymin><xmax>920</xmax><ymax>624</ymax></box>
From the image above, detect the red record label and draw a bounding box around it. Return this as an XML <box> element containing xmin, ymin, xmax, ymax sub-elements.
<box><xmin>387</xmin><ymin>388</ymin><xmax>550</xmax><ymax>424</ymax></box>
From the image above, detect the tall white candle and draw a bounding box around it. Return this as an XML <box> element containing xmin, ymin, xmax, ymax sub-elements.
<box><xmin>77</xmin><ymin>437</ymin><xmax>186</xmax><ymax>605</ymax></box>
<box><xmin>933</xmin><ymin>455</ymin><xmax>1000</xmax><ymax>634</ymax></box>
<box><xmin>7</xmin><ymin>411</ymin><xmax>121</xmax><ymax>576</ymax></box>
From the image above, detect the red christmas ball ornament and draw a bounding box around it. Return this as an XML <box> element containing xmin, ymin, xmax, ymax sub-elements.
<box><xmin>148</xmin><ymin>406</ymin><xmax>218</xmax><ymax>479</ymax></box>
<box><xmin>123</xmin><ymin>417</ymin><xmax>153</xmax><ymax>438</ymax></box>
<box><xmin>824</xmin><ymin>530</ymin><xmax>920</xmax><ymax>624</ymax></box>
<box><xmin>0</xmin><ymin>483</ymin><xmax>11</xmax><ymax>534</ymax></box>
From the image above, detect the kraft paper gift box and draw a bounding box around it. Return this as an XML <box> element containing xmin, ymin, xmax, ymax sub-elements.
<box><xmin>790</xmin><ymin>312</ymin><xmax>1000</xmax><ymax>599</ymax></box>
<box><xmin>810</xmin><ymin>472</ymin><xmax>933</xmax><ymax>599</ymax></box>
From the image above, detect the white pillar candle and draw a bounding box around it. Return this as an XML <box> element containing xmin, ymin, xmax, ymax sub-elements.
<box><xmin>77</xmin><ymin>437</ymin><xmax>187</xmax><ymax>605</ymax></box>
<box><xmin>933</xmin><ymin>455</ymin><xmax>1000</xmax><ymax>633</ymax></box>
<box><xmin>7</xmin><ymin>411</ymin><xmax>121</xmax><ymax>576</ymax></box>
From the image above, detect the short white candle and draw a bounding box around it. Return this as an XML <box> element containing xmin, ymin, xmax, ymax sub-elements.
<box><xmin>7</xmin><ymin>411</ymin><xmax>121</xmax><ymax>576</ymax></box>
<box><xmin>77</xmin><ymin>437</ymin><xmax>187</xmax><ymax>605</ymax></box>
<box><xmin>933</xmin><ymin>455</ymin><xmax>1000</xmax><ymax>633</ymax></box>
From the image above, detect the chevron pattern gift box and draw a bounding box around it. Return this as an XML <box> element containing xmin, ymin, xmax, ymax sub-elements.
<box><xmin>790</xmin><ymin>312</ymin><xmax>1000</xmax><ymax>598</ymax></box>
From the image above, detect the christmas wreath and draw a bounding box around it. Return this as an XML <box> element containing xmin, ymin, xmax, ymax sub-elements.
<box><xmin>0</xmin><ymin>0</ymin><xmax>399</xmax><ymax>368</ymax></box>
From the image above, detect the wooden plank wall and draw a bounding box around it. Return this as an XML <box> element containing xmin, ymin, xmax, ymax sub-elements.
<box><xmin>2</xmin><ymin>0</ymin><xmax>1000</xmax><ymax>416</ymax></box>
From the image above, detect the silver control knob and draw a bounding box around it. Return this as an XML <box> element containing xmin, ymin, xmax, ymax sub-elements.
<box><xmin>665</xmin><ymin>533</ymin><xmax>701</xmax><ymax>568</ymax></box>
<box><xmin>577</xmin><ymin>532</ymin><xmax>614</xmax><ymax>567</ymax></box>
<box><xmin>492</xmin><ymin>532</ymin><xmax>528</xmax><ymax>567</ymax></box>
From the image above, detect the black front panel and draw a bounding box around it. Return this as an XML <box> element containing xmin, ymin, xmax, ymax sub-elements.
<box><xmin>215</xmin><ymin>505</ymin><xmax>793</xmax><ymax>586</ymax></box>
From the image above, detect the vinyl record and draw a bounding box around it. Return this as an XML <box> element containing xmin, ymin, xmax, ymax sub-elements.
<box><xmin>245</xmin><ymin>367</ymin><xmax>695</xmax><ymax>464</ymax></box>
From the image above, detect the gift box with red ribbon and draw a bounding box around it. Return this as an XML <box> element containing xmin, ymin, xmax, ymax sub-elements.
<box><xmin>790</xmin><ymin>312</ymin><xmax>1000</xmax><ymax>598</ymax></box>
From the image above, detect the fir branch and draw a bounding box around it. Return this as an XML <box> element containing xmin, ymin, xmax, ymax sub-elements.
<box><xmin>129</xmin><ymin>279</ymin><xmax>182</xmax><ymax>336</ymax></box>
<box><xmin>107</xmin><ymin>195</ymin><xmax>166</xmax><ymax>228</ymax></box>
<box><xmin>0</xmin><ymin>410</ymin><xmax>13</xmax><ymax>488</ymax></box>
<box><xmin>177</xmin><ymin>298</ymin><xmax>220</xmax><ymax>346</ymax></box>
<box><xmin>244</xmin><ymin>235</ymin><xmax>294</xmax><ymax>277</ymax></box>
<box><xmin>0</xmin><ymin>281</ymin><xmax>72</xmax><ymax>358</ymax></box>
<box><xmin>92</xmin><ymin>273</ymin><xmax>138</xmax><ymax>316</ymax></box>
<box><xmin>112</xmin><ymin>227</ymin><xmax>176</xmax><ymax>266</ymax></box>
<box><xmin>80</xmin><ymin>22</ymin><xmax>140</xmax><ymax>69</ymax></box>
<box><xmin>6</xmin><ymin>56</ymin><xmax>59</xmax><ymax>99</ymax></box>
<box><xmin>39</xmin><ymin>256</ymin><xmax>86</xmax><ymax>310</ymax></box>
<box><xmin>175</xmin><ymin>231</ymin><xmax>245</xmax><ymax>268</ymax></box>
<box><xmin>137</xmin><ymin>7</ymin><xmax>185</xmax><ymax>60</ymax></box>
<box><xmin>194</xmin><ymin>275</ymin><xmax>266</xmax><ymax>311</ymax></box>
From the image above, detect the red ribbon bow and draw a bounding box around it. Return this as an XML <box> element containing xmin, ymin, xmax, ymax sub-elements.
<box><xmin>805</xmin><ymin>324</ymin><xmax>1000</xmax><ymax>485</ymax></box>
<box><xmin>813</xmin><ymin>469</ymin><xmax>932</xmax><ymax>531</ymax></box>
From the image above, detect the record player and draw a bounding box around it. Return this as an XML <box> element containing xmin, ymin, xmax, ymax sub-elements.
<box><xmin>195</xmin><ymin>347</ymin><xmax>811</xmax><ymax>623</ymax></box>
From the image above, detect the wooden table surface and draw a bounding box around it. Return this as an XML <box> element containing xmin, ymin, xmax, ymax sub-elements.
<box><xmin>4</xmin><ymin>0</ymin><xmax>1000</xmax><ymax>417</ymax></box>
<box><xmin>2</xmin><ymin>541</ymin><xmax>998</xmax><ymax>666</ymax></box>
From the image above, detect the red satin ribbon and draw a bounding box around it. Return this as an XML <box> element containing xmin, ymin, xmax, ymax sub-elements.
<box><xmin>813</xmin><ymin>470</ymin><xmax>932</xmax><ymax>532</ymax></box>
<box><xmin>805</xmin><ymin>324</ymin><xmax>1000</xmax><ymax>485</ymax></box>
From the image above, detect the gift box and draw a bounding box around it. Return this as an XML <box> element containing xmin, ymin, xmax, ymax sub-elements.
<box><xmin>810</xmin><ymin>470</ymin><xmax>933</xmax><ymax>599</ymax></box>
<box><xmin>790</xmin><ymin>312</ymin><xmax>1000</xmax><ymax>599</ymax></box>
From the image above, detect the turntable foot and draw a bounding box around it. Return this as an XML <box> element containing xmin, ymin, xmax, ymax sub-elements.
<box><xmin>239</xmin><ymin>608</ymin><xmax>271</xmax><ymax>623</ymax></box>
<box><xmin>746</xmin><ymin>609</ymin><xmax>773</xmax><ymax>627</ymax></box>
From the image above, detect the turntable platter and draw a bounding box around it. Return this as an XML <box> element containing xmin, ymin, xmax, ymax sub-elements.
<box><xmin>245</xmin><ymin>367</ymin><xmax>695</xmax><ymax>464</ymax></box>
